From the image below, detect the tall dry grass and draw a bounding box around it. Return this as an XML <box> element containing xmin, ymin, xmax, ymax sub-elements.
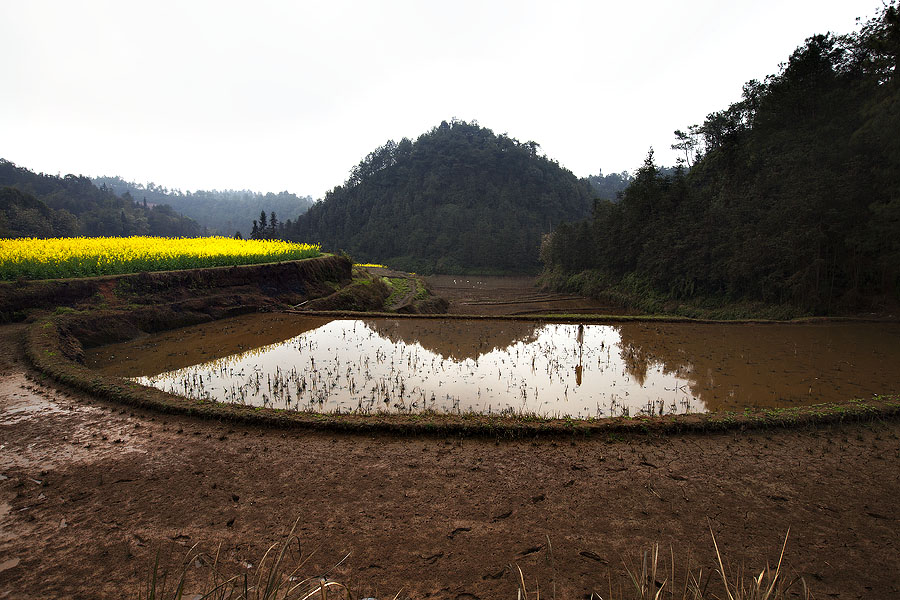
<box><xmin>140</xmin><ymin>522</ymin><xmax>810</xmax><ymax>600</ymax></box>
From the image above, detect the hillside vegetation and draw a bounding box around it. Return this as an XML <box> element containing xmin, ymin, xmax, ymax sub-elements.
<box><xmin>1</xmin><ymin>160</ymin><xmax>200</xmax><ymax>238</ymax></box>
<box><xmin>542</xmin><ymin>4</ymin><xmax>900</xmax><ymax>314</ymax></box>
<box><xmin>281</xmin><ymin>120</ymin><xmax>595</xmax><ymax>274</ymax></box>
<box><xmin>93</xmin><ymin>176</ymin><xmax>314</xmax><ymax>237</ymax></box>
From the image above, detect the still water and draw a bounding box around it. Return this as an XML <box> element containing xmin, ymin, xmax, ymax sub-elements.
<box><xmin>86</xmin><ymin>314</ymin><xmax>900</xmax><ymax>418</ymax></box>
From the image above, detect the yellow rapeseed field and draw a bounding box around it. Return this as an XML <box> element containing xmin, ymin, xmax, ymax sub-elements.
<box><xmin>0</xmin><ymin>236</ymin><xmax>321</xmax><ymax>280</ymax></box>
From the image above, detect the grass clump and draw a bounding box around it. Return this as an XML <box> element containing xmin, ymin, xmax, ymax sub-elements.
<box><xmin>141</xmin><ymin>524</ymin><xmax>809</xmax><ymax>600</ymax></box>
<box><xmin>515</xmin><ymin>527</ymin><xmax>809</xmax><ymax>600</ymax></box>
<box><xmin>383</xmin><ymin>277</ymin><xmax>411</xmax><ymax>306</ymax></box>
<box><xmin>136</xmin><ymin>520</ymin><xmax>386</xmax><ymax>600</ymax></box>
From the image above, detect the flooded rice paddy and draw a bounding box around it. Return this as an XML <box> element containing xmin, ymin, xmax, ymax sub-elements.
<box><xmin>86</xmin><ymin>314</ymin><xmax>900</xmax><ymax>418</ymax></box>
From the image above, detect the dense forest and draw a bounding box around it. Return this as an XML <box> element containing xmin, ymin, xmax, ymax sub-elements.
<box><xmin>586</xmin><ymin>169</ymin><xmax>632</xmax><ymax>201</ymax></box>
<box><xmin>542</xmin><ymin>4</ymin><xmax>900</xmax><ymax>313</ymax></box>
<box><xmin>92</xmin><ymin>176</ymin><xmax>314</xmax><ymax>237</ymax></box>
<box><xmin>1</xmin><ymin>160</ymin><xmax>200</xmax><ymax>238</ymax></box>
<box><xmin>280</xmin><ymin>120</ymin><xmax>595</xmax><ymax>273</ymax></box>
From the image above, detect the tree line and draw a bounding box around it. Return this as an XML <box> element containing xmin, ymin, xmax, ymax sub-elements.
<box><xmin>1</xmin><ymin>160</ymin><xmax>200</xmax><ymax>238</ymax></box>
<box><xmin>92</xmin><ymin>176</ymin><xmax>314</xmax><ymax>237</ymax></box>
<box><xmin>542</xmin><ymin>4</ymin><xmax>900</xmax><ymax>312</ymax></box>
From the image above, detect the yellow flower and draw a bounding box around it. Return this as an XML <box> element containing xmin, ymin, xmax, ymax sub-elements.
<box><xmin>0</xmin><ymin>236</ymin><xmax>321</xmax><ymax>280</ymax></box>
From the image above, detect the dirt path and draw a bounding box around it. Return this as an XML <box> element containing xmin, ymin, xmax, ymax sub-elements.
<box><xmin>2</xmin><ymin>320</ymin><xmax>900</xmax><ymax>598</ymax></box>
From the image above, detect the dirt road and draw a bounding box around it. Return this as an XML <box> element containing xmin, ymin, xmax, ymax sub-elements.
<box><xmin>2</xmin><ymin>283</ymin><xmax>900</xmax><ymax>598</ymax></box>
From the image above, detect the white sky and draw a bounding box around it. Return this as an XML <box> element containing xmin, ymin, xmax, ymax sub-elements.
<box><xmin>0</xmin><ymin>0</ymin><xmax>884</xmax><ymax>199</ymax></box>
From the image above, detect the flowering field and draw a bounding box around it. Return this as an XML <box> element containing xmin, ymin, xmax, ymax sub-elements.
<box><xmin>0</xmin><ymin>236</ymin><xmax>321</xmax><ymax>280</ymax></box>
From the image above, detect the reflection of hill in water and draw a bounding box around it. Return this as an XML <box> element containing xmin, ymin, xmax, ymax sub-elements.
<box><xmin>87</xmin><ymin>314</ymin><xmax>333</xmax><ymax>377</ymax></box>
<box><xmin>614</xmin><ymin>322</ymin><xmax>900</xmax><ymax>412</ymax></box>
<box><xmin>366</xmin><ymin>319</ymin><xmax>541</xmax><ymax>362</ymax></box>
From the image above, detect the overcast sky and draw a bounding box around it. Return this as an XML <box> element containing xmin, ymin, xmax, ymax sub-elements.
<box><xmin>0</xmin><ymin>0</ymin><xmax>885</xmax><ymax>199</ymax></box>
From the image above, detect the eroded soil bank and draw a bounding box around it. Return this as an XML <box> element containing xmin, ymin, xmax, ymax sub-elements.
<box><xmin>2</xmin><ymin>317</ymin><xmax>900</xmax><ymax>599</ymax></box>
<box><xmin>0</xmin><ymin>255</ymin><xmax>352</xmax><ymax>323</ymax></box>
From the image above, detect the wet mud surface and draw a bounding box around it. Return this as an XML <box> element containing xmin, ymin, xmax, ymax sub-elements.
<box><xmin>2</xmin><ymin>278</ymin><xmax>900</xmax><ymax>598</ymax></box>
<box><xmin>425</xmin><ymin>275</ymin><xmax>624</xmax><ymax>316</ymax></box>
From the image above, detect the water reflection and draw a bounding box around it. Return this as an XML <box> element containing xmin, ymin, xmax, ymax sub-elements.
<box><xmin>87</xmin><ymin>313</ymin><xmax>333</xmax><ymax>377</ymax></box>
<box><xmin>86</xmin><ymin>316</ymin><xmax>900</xmax><ymax>418</ymax></box>
<box><xmin>367</xmin><ymin>319</ymin><xmax>540</xmax><ymax>361</ymax></box>
<box><xmin>615</xmin><ymin>322</ymin><xmax>900</xmax><ymax>412</ymax></box>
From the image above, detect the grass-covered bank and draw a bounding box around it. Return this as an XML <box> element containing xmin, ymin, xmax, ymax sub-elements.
<box><xmin>538</xmin><ymin>267</ymin><xmax>864</xmax><ymax>321</ymax></box>
<box><xmin>298</xmin><ymin>266</ymin><xmax>447</xmax><ymax>313</ymax></box>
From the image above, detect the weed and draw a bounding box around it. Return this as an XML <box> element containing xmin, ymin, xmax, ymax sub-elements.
<box><xmin>514</xmin><ymin>527</ymin><xmax>809</xmax><ymax>600</ymax></box>
<box><xmin>136</xmin><ymin>519</ymin><xmax>384</xmax><ymax>600</ymax></box>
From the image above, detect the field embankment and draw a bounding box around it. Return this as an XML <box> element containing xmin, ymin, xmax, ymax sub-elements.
<box><xmin>538</xmin><ymin>267</ymin><xmax>900</xmax><ymax>320</ymax></box>
<box><xmin>0</xmin><ymin>254</ymin><xmax>350</xmax><ymax>323</ymax></box>
<box><xmin>18</xmin><ymin>266</ymin><xmax>900</xmax><ymax>437</ymax></box>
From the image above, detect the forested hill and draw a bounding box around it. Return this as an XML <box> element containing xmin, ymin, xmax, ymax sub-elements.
<box><xmin>0</xmin><ymin>160</ymin><xmax>200</xmax><ymax>238</ymax></box>
<box><xmin>92</xmin><ymin>177</ymin><xmax>314</xmax><ymax>237</ymax></box>
<box><xmin>586</xmin><ymin>169</ymin><xmax>632</xmax><ymax>201</ymax></box>
<box><xmin>281</xmin><ymin>120</ymin><xmax>595</xmax><ymax>274</ymax></box>
<box><xmin>541</xmin><ymin>4</ymin><xmax>900</xmax><ymax>314</ymax></box>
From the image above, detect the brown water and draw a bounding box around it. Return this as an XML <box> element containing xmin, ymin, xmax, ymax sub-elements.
<box><xmin>86</xmin><ymin>314</ymin><xmax>900</xmax><ymax>418</ymax></box>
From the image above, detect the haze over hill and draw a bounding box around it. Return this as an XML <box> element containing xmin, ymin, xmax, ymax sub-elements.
<box><xmin>280</xmin><ymin>120</ymin><xmax>596</xmax><ymax>274</ymax></box>
<box><xmin>92</xmin><ymin>177</ymin><xmax>314</xmax><ymax>237</ymax></box>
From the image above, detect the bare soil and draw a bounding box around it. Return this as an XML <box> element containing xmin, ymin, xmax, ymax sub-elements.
<box><xmin>2</xmin><ymin>278</ymin><xmax>900</xmax><ymax>599</ymax></box>
<box><xmin>425</xmin><ymin>275</ymin><xmax>627</xmax><ymax>316</ymax></box>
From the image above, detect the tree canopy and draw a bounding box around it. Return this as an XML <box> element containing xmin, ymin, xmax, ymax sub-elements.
<box><xmin>542</xmin><ymin>3</ymin><xmax>900</xmax><ymax>312</ymax></box>
<box><xmin>281</xmin><ymin>119</ymin><xmax>595</xmax><ymax>274</ymax></box>
<box><xmin>1</xmin><ymin>160</ymin><xmax>201</xmax><ymax>238</ymax></box>
<box><xmin>92</xmin><ymin>176</ymin><xmax>313</xmax><ymax>237</ymax></box>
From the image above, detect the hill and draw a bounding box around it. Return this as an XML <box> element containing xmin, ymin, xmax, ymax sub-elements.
<box><xmin>541</xmin><ymin>4</ymin><xmax>900</xmax><ymax>314</ymax></box>
<box><xmin>92</xmin><ymin>177</ymin><xmax>314</xmax><ymax>237</ymax></box>
<box><xmin>0</xmin><ymin>160</ymin><xmax>200</xmax><ymax>238</ymax></box>
<box><xmin>281</xmin><ymin>120</ymin><xmax>595</xmax><ymax>274</ymax></box>
<box><xmin>585</xmin><ymin>169</ymin><xmax>632</xmax><ymax>201</ymax></box>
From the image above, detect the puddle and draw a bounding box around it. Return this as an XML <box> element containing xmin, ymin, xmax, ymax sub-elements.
<box><xmin>0</xmin><ymin>376</ymin><xmax>70</xmax><ymax>426</ymax></box>
<box><xmin>87</xmin><ymin>315</ymin><xmax>900</xmax><ymax>418</ymax></box>
<box><xmin>0</xmin><ymin>373</ymin><xmax>145</xmax><ymax>469</ymax></box>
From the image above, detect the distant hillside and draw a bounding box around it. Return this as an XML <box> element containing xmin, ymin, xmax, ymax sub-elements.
<box><xmin>0</xmin><ymin>159</ymin><xmax>200</xmax><ymax>238</ymax></box>
<box><xmin>93</xmin><ymin>177</ymin><xmax>314</xmax><ymax>236</ymax></box>
<box><xmin>282</xmin><ymin>120</ymin><xmax>595</xmax><ymax>274</ymax></box>
<box><xmin>586</xmin><ymin>169</ymin><xmax>632</xmax><ymax>201</ymax></box>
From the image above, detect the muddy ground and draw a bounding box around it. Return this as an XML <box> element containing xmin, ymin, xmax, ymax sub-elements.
<box><xmin>425</xmin><ymin>275</ymin><xmax>626</xmax><ymax>316</ymax></box>
<box><xmin>1</xmin><ymin>277</ymin><xmax>899</xmax><ymax>599</ymax></box>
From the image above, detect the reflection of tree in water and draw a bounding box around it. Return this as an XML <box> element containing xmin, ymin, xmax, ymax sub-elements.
<box><xmin>615</xmin><ymin>322</ymin><xmax>722</xmax><ymax>409</ymax></box>
<box><xmin>88</xmin><ymin>314</ymin><xmax>333</xmax><ymax>377</ymax></box>
<box><xmin>615</xmin><ymin>327</ymin><xmax>698</xmax><ymax>389</ymax></box>
<box><xmin>613</xmin><ymin>322</ymin><xmax>900</xmax><ymax>412</ymax></box>
<box><xmin>366</xmin><ymin>319</ymin><xmax>541</xmax><ymax>362</ymax></box>
<box><xmin>618</xmin><ymin>339</ymin><xmax>652</xmax><ymax>388</ymax></box>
